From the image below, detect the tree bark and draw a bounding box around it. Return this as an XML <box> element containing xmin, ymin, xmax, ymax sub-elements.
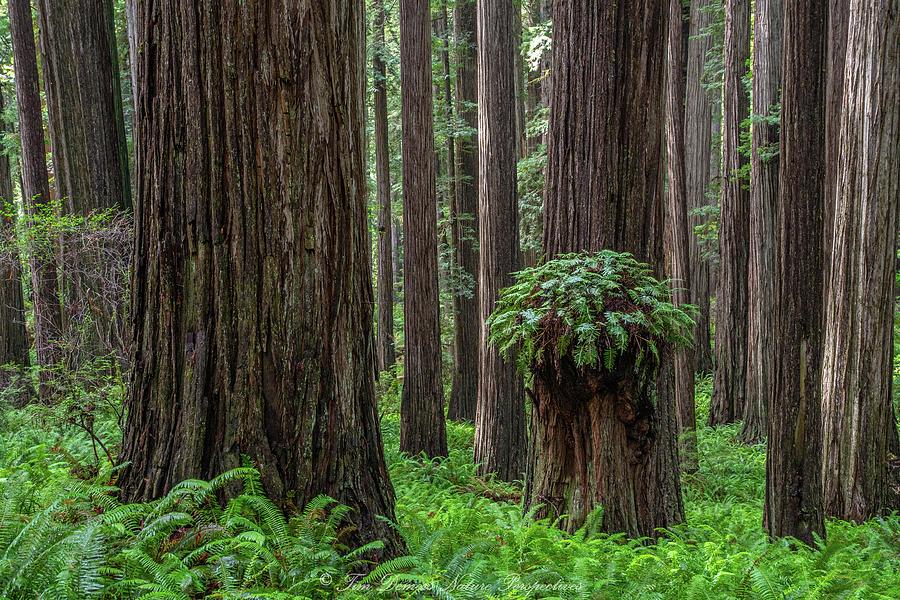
<box><xmin>399</xmin><ymin>0</ymin><xmax>448</xmax><ymax>457</ymax></box>
<box><xmin>665</xmin><ymin>0</ymin><xmax>698</xmax><ymax>472</ymax></box>
<box><xmin>448</xmin><ymin>0</ymin><xmax>479</xmax><ymax>423</ymax></box>
<box><xmin>118</xmin><ymin>0</ymin><xmax>404</xmax><ymax>558</ymax></box>
<box><xmin>374</xmin><ymin>0</ymin><xmax>396</xmax><ymax>373</ymax></box>
<box><xmin>764</xmin><ymin>0</ymin><xmax>827</xmax><ymax>546</ymax></box>
<box><xmin>824</xmin><ymin>0</ymin><xmax>849</xmax><ymax>286</ymax></box>
<box><xmin>8</xmin><ymin>0</ymin><xmax>64</xmax><ymax>392</ymax></box>
<box><xmin>821</xmin><ymin>0</ymin><xmax>900</xmax><ymax>522</ymax></box>
<box><xmin>684</xmin><ymin>0</ymin><xmax>716</xmax><ymax>374</ymax></box>
<box><xmin>742</xmin><ymin>0</ymin><xmax>783</xmax><ymax>444</ymax></box>
<box><xmin>528</xmin><ymin>0</ymin><xmax>683</xmax><ymax>537</ymax></box>
<box><xmin>36</xmin><ymin>0</ymin><xmax>131</xmax><ymax>214</ymax></box>
<box><xmin>474</xmin><ymin>0</ymin><xmax>526</xmax><ymax>483</ymax></box>
<box><xmin>0</xmin><ymin>89</ymin><xmax>30</xmax><ymax>397</ymax></box>
<box><xmin>710</xmin><ymin>0</ymin><xmax>750</xmax><ymax>426</ymax></box>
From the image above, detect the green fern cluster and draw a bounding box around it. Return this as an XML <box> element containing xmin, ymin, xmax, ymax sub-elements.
<box><xmin>487</xmin><ymin>250</ymin><xmax>696</xmax><ymax>387</ymax></box>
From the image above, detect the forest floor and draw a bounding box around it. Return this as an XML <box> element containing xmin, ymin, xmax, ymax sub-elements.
<box><xmin>0</xmin><ymin>375</ymin><xmax>898</xmax><ymax>598</ymax></box>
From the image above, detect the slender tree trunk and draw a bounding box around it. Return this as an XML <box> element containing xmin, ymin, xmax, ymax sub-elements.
<box><xmin>527</xmin><ymin>0</ymin><xmax>683</xmax><ymax>537</ymax></box>
<box><xmin>8</xmin><ymin>0</ymin><xmax>64</xmax><ymax>394</ymax></box>
<box><xmin>474</xmin><ymin>0</ymin><xmax>526</xmax><ymax>483</ymax></box>
<box><xmin>665</xmin><ymin>0</ymin><xmax>698</xmax><ymax>472</ymax></box>
<box><xmin>118</xmin><ymin>0</ymin><xmax>404</xmax><ymax>558</ymax></box>
<box><xmin>433</xmin><ymin>1</ymin><xmax>457</xmax><ymax>214</ymax></box>
<box><xmin>710</xmin><ymin>0</ymin><xmax>750</xmax><ymax>426</ymax></box>
<box><xmin>764</xmin><ymin>0</ymin><xmax>827</xmax><ymax>546</ymax></box>
<box><xmin>36</xmin><ymin>0</ymin><xmax>131</xmax><ymax>214</ymax></box>
<box><xmin>0</xmin><ymin>89</ymin><xmax>30</xmax><ymax>399</ymax></box>
<box><xmin>448</xmin><ymin>0</ymin><xmax>479</xmax><ymax>423</ymax></box>
<box><xmin>684</xmin><ymin>0</ymin><xmax>716</xmax><ymax>374</ymax></box>
<box><xmin>524</xmin><ymin>0</ymin><xmax>549</xmax><ymax>154</ymax></box>
<box><xmin>400</xmin><ymin>0</ymin><xmax>448</xmax><ymax>457</ymax></box>
<box><xmin>374</xmin><ymin>0</ymin><xmax>396</xmax><ymax>373</ymax></box>
<box><xmin>513</xmin><ymin>8</ymin><xmax>527</xmax><ymax>160</ymax></box>
<box><xmin>742</xmin><ymin>0</ymin><xmax>783</xmax><ymax>444</ymax></box>
<box><xmin>821</xmin><ymin>0</ymin><xmax>900</xmax><ymax>521</ymax></box>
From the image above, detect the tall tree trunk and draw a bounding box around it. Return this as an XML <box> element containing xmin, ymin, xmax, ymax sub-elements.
<box><xmin>821</xmin><ymin>0</ymin><xmax>900</xmax><ymax>522</ymax></box>
<box><xmin>448</xmin><ymin>0</ymin><xmax>479</xmax><ymax>423</ymax></box>
<box><xmin>764</xmin><ymin>0</ymin><xmax>827</xmax><ymax>546</ymax></box>
<box><xmin>474</xmin><ymin>0</ymin><xmax>526</xmax><ymax>483</ymax></box>
<box><xmin>374</xmin><ymin>0</ymin><xmax>396</xmax><ymax>373</ymax></box>
<box><xmin>118</xmin><ymin>0</ymin><xmax>404</xmax><ymax>558</ymax></box>
<box><xmin>742</xmin><ymin>0</ymin><xmax>783</xmax><ymax>444</ymax></box>
<box><xmin>527</xmin><ymin>0</ymin><xmax>683</xmax><ymax>537</ymax></box>
<box><xmin>0</xmin><ymin>89</ymin><xmax>30</xmax><ymax>398</ymax></box>
<box><xmin>8</xmin><ymin>0</ymin><xmax>64</xmax><ymax>393</ymax></box>
<box><xmin>36</xmin><ymin>0</ymin><xmax>131</xmax><ymax>214</ymax></box>
<box><xmin>665</xmin><ymin>0</ymin><xmax>698</xmax><ymax>472</ymax></box>
<box><xmin>824</xmin><ymin>0</ymin><xmax>849</xmax><ymax>287</ymax></box>
<box><xmin>513</xmin><ymin>7</ymin><xmax>527</xmax><ymax>160</ymax></box>
<box><xmin>524</xmin><ymin>0</ymin><xmax>549</xmax><ymax>154</ymax></box>
<box><xmin>710</xmin><ymin>0</ymin><xmax>750</xmax><ymax>426</ymax></box>
<box><xmin>684</xmin><ymin>0</ymin><xmax>716</xmax><ymax>374</ymax></box>
<box><xmin>432</xmin><ymin>1</ymin><xmax>457</xmax><ymax>214</ymax></box>
<box><xmin>399</xmin><ymin>0</ymin><xmax>448</xmax><ymax>457</ymax></box>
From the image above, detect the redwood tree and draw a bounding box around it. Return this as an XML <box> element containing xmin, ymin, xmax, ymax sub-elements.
<box><xmin>765</xmin><ymin>0</ymin><xmax>827</xmax><ymax>545</ymax></box>
<box><xmin>448</xmin><ymin>0</ymin><xmax>479</xmax><ymax>423</ymax></box>
<box><xmin>37</xmin><ymin>0</ymin><xmax>130</xmax><ymax>215</ymax></box>
<box><xmin>527</xmin><ymin>0</ymin><xmax>683</xmax><ymax>537</ymax></box>
<box><xmin>474</xmin><ymin>0</ymin><xmax>526</xmax><ymax>482</ymax></box>
<box><xmin>710</xmin><ymin>0</ymin><xmax>750</xmax><ymax>426</ymax></box>
<box><xmin>374</xmin><ymin>0</ymin><xmax>396</xmax><ymax>373</ymax></box>
<box><xmin>8</xmin><ymin>0</ymin><xmax>64</xmax><ymax>386</ymax></box>
<box><xmin>0</xmin><ymin>90</ymin><xmax>29</xmax><ymax>394</ymax></box>
<box><xmin>684</xmin><ymin>0</ymin><xmax>716</xmax><ymax>374</ymax></box>
<box><xmin>665</xmin><ymin>0</ymin><xmax>697</xmax><ymax>471</ymax></box>
<box><xmin>821</xmin><ymin>0</ymin><xmax>899</xmax><ymax>522</ymax></box>
<box><xmin>118</xmin><ymin>0</ymin><xmax>404</xmax><ymax>556</ymax></box>
<box><xmin>743</xmin><ymin>0</ymin><xmax>783</xmax><ymax>444</ymax></box>
<box><xmin>399</xmin><ymin>0</ymin><xmax>448</xmax><ymax>457</ymax></box>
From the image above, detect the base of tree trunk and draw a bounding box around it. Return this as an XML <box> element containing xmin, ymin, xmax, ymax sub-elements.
<box><xmin>525</xmin><ymin>357</ymin><xmax>683</xmax><ymax>537</ymax></box>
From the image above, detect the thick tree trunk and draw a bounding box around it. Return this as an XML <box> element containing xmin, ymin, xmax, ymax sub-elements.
<box><xmin>0</xmin><ymin>90</ymin><xmax>30</xmax><ymax>398</ymax></box>
<box><xmin>8</xmin><ymin>0</ymin><xmax>64</xmax><ymax>392</ymax></box>
<box><xmin>36</xmin><ymin>0</ymin><xmax>130</xmax><ymax>215</ymax></box>
<box><xmin>665</xmin><ymin>0</ymin><xmax>698</xmax><ymax>472</ymax></box>
<box><xmin>118</xmin><ymin>0</ymin><xmax>404</xmax><ymax>558</ymax></box>
<box><xmin>448</xmin><ymin>0</ymin><xmax>479</xmax><ymax>423</ymax></box>
<box><xmin>399</xmin><ymin>0</ymin><xmax>448</xmax><ymax>457</ymax></box>
<box><xmin>742</xmin><ymin>0</ymin><xmax>783</xmax><ymax>444</ymax></box>
<box><xmin>764</xmin><ymin>0</ymin><xmax>827</xmax><ymax>545</ymax></box>
<box><xmin>527</xmin><ymin>0</ymin><xmax>683</xmax><ymax>537</ymax></box>
<box><xmin>374</xmin><ymin>0</ymin><xmax>396</xmax><ymax>373</ymax></box>
<box><xmin>710</xmin><ymin>0</ymin><xmax>750</xmax><ymax>426</ymax></box>
<box><xmin>821</xmin><ymin>0</ymin><xmax>900</xmax><ymax>522</ymax></box>
<box><xmin>684</xmin><ymin>0</ymin><xmax>716</xmax><ymax>374</ymax></box>
<box><xmin>474</xmin><ymin>0</ymin><xmax>526</xmax><ymax>483</ymax></box>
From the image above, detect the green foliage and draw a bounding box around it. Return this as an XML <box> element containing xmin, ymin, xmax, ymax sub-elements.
<box><xmin>487</xmin><ymin>251</ymin><xmax>696</xmax><ymax>387</ymax></box>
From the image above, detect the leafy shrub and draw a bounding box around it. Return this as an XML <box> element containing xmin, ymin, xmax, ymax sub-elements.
<box><xmin>487</xmin><ymin>251</ymin><xmax>696</xmax><ymax>387</ymax></box>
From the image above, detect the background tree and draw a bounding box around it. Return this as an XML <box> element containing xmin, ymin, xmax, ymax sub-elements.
<box><xmin>448</xmin><ymin>0</ymin><xmax>479</xmax><ymax>423</ymax></box>
<box><xmin>743</xmin><ymin>0</ymin><xmax>783</xmax><ymax>444</ymax></box>
<box><xmin>36</xmin><ymin>0</ymin><xmax>130</xmax><ymax>215</ymax></box>
<box><xmin>821</xmin><ymin>0</ymin><xmax>899</xmax><ymax>522</ymax></box>
<box><xmin>527</xmin><ymin>0</ymin><xmax>683</xmax><ymax>537</ymax></box>
<box><xmin>765</xmin><ymin>0</ymin><xmax>827</xmax><ymax>545</ymax></box>
<box><xmin>684</xmin><ymin>0</ymin><xmax>717</xmax><ymax>375</ymax></box>
<box><xmin>399</xmin><ymin>0</ymin><xmax>448</xmax><ymax>457</ymax></box>
<box><xmin>474</xmin><ymin>0</ymin><xmax>525</xmax><ymax>483</ymax></box>
<box><xmin>8</xmin><ymin>0</ymin><xmax>63</xmax><ymax>391</ymax></box>
<box><xmin>0</xmin><ymin>88</ymin><xmax>28</xmax><ymax>395</ymax></box>
<box><xmin>374</xmin><ymin>0</ymin><xmax>396</xmax><ymax>373</ymax></box>
<box><xmin>710</xmin><ymin>0</ymin><xmax>750</xmax><ymax>426</ymax></box>
<box><xmin>665</xmin><ymin>0</ymin><xmax>698</xmax><ymax>471</ymax></box>
<box><xmin>118</xmin><ymin>0</ymin><xmax>404</xmax><ymax>556</ymax></box>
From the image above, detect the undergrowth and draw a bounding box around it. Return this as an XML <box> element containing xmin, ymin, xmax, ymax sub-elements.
<box><xmin>0</xmin><ymin>375</ymin><xmax>897</xmax><ymax>598</ymax></box>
